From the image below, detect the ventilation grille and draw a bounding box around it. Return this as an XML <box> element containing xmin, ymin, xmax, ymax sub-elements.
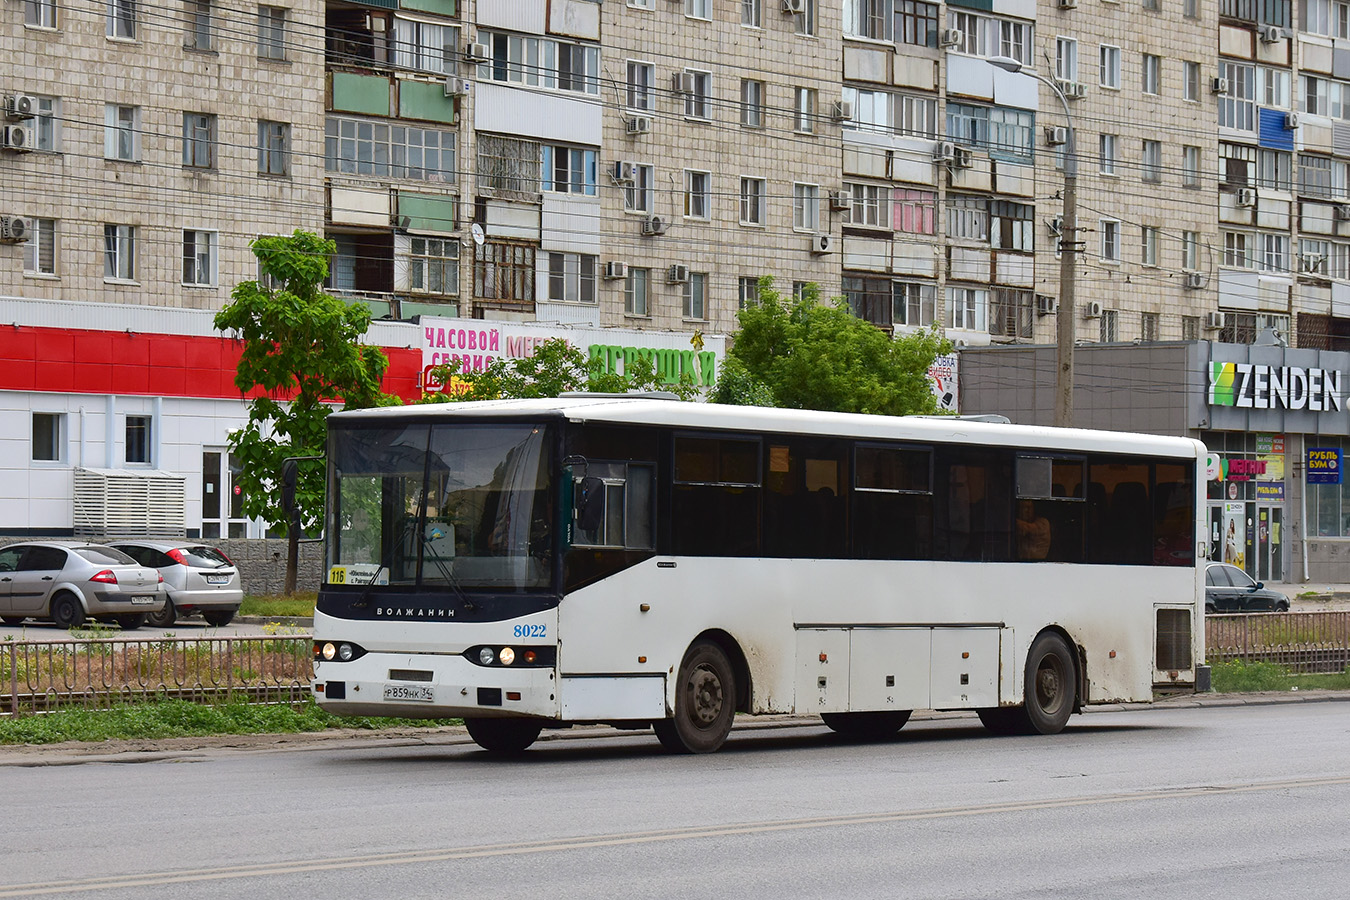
<box><xmin>73</xmin><ymin>467</ymin><xmax>187</xmax><ymax>538</ymax></box>
<box><xmin>1155</xmin><ymin>609</ymin><xmax>1193</xmax><ymax>672</ymax></box>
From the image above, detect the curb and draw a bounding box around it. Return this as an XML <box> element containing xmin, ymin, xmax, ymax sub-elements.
<box><xmin>235</xmin><ymin>616</ymin><xmax>313</xmax><ymax>627</ymax></box>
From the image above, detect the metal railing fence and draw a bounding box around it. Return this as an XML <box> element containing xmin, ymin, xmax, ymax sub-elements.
<box><xmin>1</xmin><ymin>635</ymin><xmax>313</xmax><ymax>716</ymax></box>
<box><xmin>1205</xmin><ymin>611</ymin><xmax>1350</xmax><ymax>674</ymax></box>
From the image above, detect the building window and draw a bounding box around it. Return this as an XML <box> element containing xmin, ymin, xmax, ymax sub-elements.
<box><xmin>182</xmin><ymin>112</ymin><xmax>216</xmax><ymax>168</ymax></box>
<box><xmin>187</xmin><ymin>0</ymin><xmax>213</xmax><ymax>49</ymax></box>
<box><xmin>625</xmin><ymin>267</ymin><xmax>650</xmax><ymax>316</ymax></box>
<box><xmin>990</xmin><ymin>200</ymin><xmax>1033</xmax><ymax>251</ymax></box>
<box><xmin>626</xmin><ymin>61</ymin><xmax>653</xmax><ymax>110</ymax></box>
<box><xmin>1055</xmin><ymin>38</ymin><xmax>1078</xmax><ymax>82</ymax></box>
<box><xmin>845</xmin><ymin>276</ymin><xmax>893</xmax><ymax>326</ymax></box>
<box><xmin>946</xmin><ymin>195</ymin><xmax>988</xmax><ymax>241</ymax></box>
<box><xmin>32</xmin><ymin>412</ymin><xmax>64</xmax><ymax>462</ymax></box>
<box><xmin>1142</xmin><ymin>140</ymin><xmax>1162</xmax><ymax>183</ymax></box>
<box><xmin>947</xmin><ymin>286</ymin><xmax>988</xmax><ymax>331</ymax></box>
<box><xmin>103</xmin><ymin>105</ymin><xmax>138</xmax><ymax>160</ymax></box>
<box><xmin>1224</xmin><ymin>231</ymin><xmax>1252</xmax><ymax>268</ymax></box>
<box><xmin>898</xmin><ymin>93</ymin><xmax>938</xmax><ymax>138</ymax></box>
<box><xmin>542</xmin><ymin>144</ymin><xmax>598</xmax><ymax>196</ymax></box>
<box><xmin>742</xmin><ymin>0</ymin><xmax>761</xmax><ymax>27</ymax></box>
<box><xmin>1301</xmin><ymin>238</ymin><xmax>1331</xmax><ymax>275</ymax></box>
<box><xmin>685</xmin><ymin>170</ymin><xmax>711</xmax><ymax>219</ymax></box>
<box><xmin>740</xmin><ymin>79</ymin><xmax>765</xmax><ymax>128</ymax></box>
<box><xmin>1142</xmin><ymin>312</ymin><xmax>1159</xmax><ymax>341</ymax></box>
<box><xmin>794</xmin><ymin>87</ymin><xmax>817</xmax><ymax>133</ymax></box>
<box><xmin>392</xmin><ymin>17</ymin><xmax>458</xmax><ymax>75</ymax></box>
<box><xmin>894</xmin><ymin>189</ymin><xmax>936</xmax><ymax>235</ymax></box>
<box><xmin>845</xmin><ymin>183</ymin><xmax>891</xmax><ymax>228</ymax></box>
<box><xmin>108</xmin><ymin>0</ymin><xmax>135</xmax><ymax>38</ymax></box>
<box><xmin>740</xmin><ymin>177</ymin><xmax>766</xmax><ymax>225</ymax></box>
<box><xmin>1142</xmin><ymin>54</ymin><xmax>1161</xmax><ymax>95</ymax></box>
<box><xmin>479</xmin><ymin>31</ymin><xmax>600</xmax><ymax>95</ymax></box>
<box><xmin>31</xmin><ymin>97</ymin><xmax>58</xmax><ymax>152</ymax></box>
<box><xmin>1257</xmin><ymin>149</ymin><xmax>1292</xmax><ymax>191</ymax></box>
<box><xmin>1183</xmin><ymin>145</ymin><xmax>1201</xmax><ymax>188</ymax></box>
<box><xmin>23</xmin><ymin>218</ymin><xmax>56</xmax><ymax>275</ymax></box>
<box><xmin>998</xmin><ymin>19</ymin><xmax>1032</xmax><ymax>66</ymax></box>
<box><xmin>1101</xmin><ymin>219</ymin><xmax>1121</xmax><ymax>261</ymax></box>
<box><xmin>1299</xmin><ymin>154</ymin><xmax>1334</xmax><ymax>198</ymax></box>
<box><xmin>1099</xmin><ymin>133</ymin><xmax>1117</xmax><ymax>175</ymax></box>
<box><xmin>1099</xmin><ymin>45</ymin><xmax>1121</xmax><ymax>89</ymax></box>
<box><xmin>547</xmin><ymin>252</ymin><xmax>597</xmax><ymax>304</ymax></box>
<box><xmin>738</xmin><ymin>276</ymin><xmax>760</xmax><ymax>309</ymax></box>
<box><xmin>846</xmin><ymin>0</ymin><xmax>893</xmax><ymax>40</ymax></box>
<box><xmin>946</xmin><ymin>10</ymin><xmax>987</xmax><ymax>55</ymax></box>
<box><xmin>1182</xmin><ymin>315</ymin><xmax>1199</xmax><ymax>339</ymax></box>
<box><xmin>1182</xmin><ymin>231</ymin><xmax>1199</xmax><ymax>270</ymax></box>
<box><xmin>1260</xmin><ymin>65</ymin><xmax>1290</xmax><ymax>107</ymax></box>
<box><xmin>1141</xmin><ymin>226</ymin><xmax>1160</xmax><ymax>266</ymax></box>
<box><xmin>257</xmin><ymin>120</ymin><xmax>290</xmax><ymax>175</ymax></box>
<box><xmin>1099</xmin><ymin>309</ymin><xmax>1119</xmax><ymax>342</ymax></box>
<box><xmin>624</xmin><ymin>164</ymin><xmax>654</xmax><ymax>213</ymax></box>
<box><xmin>686</xmin><ymin>0</ymin><xmax>710</xmax><ymax>18</ymax></box>
<box><xmin>794</xmin><ymin>0</ymin><xmax>816</xmax><ymax>35</ymax></box>
<box><xmin>1219</xmin><ymin>61</ymin><xmax>1256</xmax><ymax>131</ymax></box>
<box><xmin>1260</xmin><ymin>232</ymin><xmax>1289</xmax><ymax>273</ymax></box>
<box><xmin>1182</xmin><ymin>61</ymin><xmax>1200</xmax><ymax>102</ymax></box>
<box><xmin>684</xmin><ymin>70</ymin><xmax>712</xmax><ymax>119</ymax></box>
<box><xmin>990</xmin><ymin>288</ymin><xmax>1034</xmax><ymax>338</ymax></box>
<box><xmin>257</xmin><ymin>5</ymin><xmax>286</xmax><ymax>60</ymax></box>
<box><xmin>104</xmin><ymin>224</ymin><xmax>136</xmax><ymax>280</ymax></box>
<box><xmin>895</xmin><ymin>0</ymin><xmax>937</xmax><ymax>47</ymax></box>
<box><xmin>329</xmin><ymin>117</ymin><xmax>457</xmax><ymax>185</ymax></box>
<box><xmin>684</xmin><ymin>272</ymin><xmax>708</xmax><ymax>320</ymax></box>
<box><xmin>26</xmin><ymin>0</ymin><xmax>56</xmax><ymax>28</ymax></box>
<box><xmin>895</xmin><ymin>281</ymin><xmax>936</xmax><ymax>326</ymax></box>
<box><xmin>793</xmin><ymin>183</ymin><xmax>820</xmax><ymax>231</ymax></box>
<box><xmin>410</xmin><ymin>237</ymin><xmax>459</xmax><ymax>295</ymax></box>
<box><xmin>182</xmin><ymin>230</ymin><xmax>217</xmax><ymax>286</ymax></box>
<box><xmin>126</xmin><ymin>415</ymin><xmax>152</xmax><ymax>464</ymax></box>
<box><xmin>474</xmin><ymin>241</ymin><xmax>535</xmax><ymax>304</ymax></box>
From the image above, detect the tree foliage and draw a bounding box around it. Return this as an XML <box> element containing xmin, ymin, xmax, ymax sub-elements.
<box><xmin>711</xmin><ymin>279</ymin><xmax>951</xmax><ymax>416</ymax></box>
<box><xmin>214</xmin><ymin>231</ymin><xmax>397</xmax><ymax>591</ymax></box>
<box><xmin>425</xmin><ymin>337</ymin><xmax>700</xmax><ymax>402</ymax></box>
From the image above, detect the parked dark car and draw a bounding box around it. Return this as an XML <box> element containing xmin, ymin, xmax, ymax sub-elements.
<box><xmin>1205</xmin><ymin>563</ymin><xmax>1290</xmax><ymax>613</ymax></box>
<box><xmin>0</xmin><ymin>541</ymin><xmax>165</xmax><ymax>629</ymax></box>
<box><xmin>108</xmin><ymin>541</ymin><xmax>242</xmax><ymax>627</ymax></box>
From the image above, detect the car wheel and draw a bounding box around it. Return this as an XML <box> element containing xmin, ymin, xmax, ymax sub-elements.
<box><xmin>653</xmin><ymin>641</ymin><xmax>737</xmax><ymax>754</ymax></box>
<box><xmin>49</xmin><ymin>592</ymin><xmax>86</xmax><ymax>629</ymax></box>
<box><xmin>464</xmin><ymin>718</ymin><xmax>543</xmax><ymax>754</ymax></box>
<box><xmin>147</xmin><ymin>601</ymin><xmax>177</xmax><ymax>628</ymax></box>
<box><xmin>116</xmin><ymin>614</ymin><xmax>147</xmax><ymax>630</ymax></box>
<box><xmin>1</xmin><ymin>616</ymin><xmax>24</xmax><ymax>626</ymax></box>
<box><xmin>1275</xmin><ymin>601</ymin><xmax>1289</xmax><ymax>612</ymax></box>
<box><xmin>202</xmin><ymin>609</ymin><xmax>236</xmax><ymax>627</ymax></box>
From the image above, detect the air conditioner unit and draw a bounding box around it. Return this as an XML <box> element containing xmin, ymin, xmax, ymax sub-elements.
<box><xmin>1058</xmin><ymin>0</ymin><xmax>1077</xmax><ymax>8</ymax></box>
<box><xmin>443</xmin><ymin>77</ymin><xmax>466</xmax><ymax>97</ymax></box>
<box><xmin>811</xmin><ymin>233</ymin><xmax>835</xmax><ymax>255</ymax></box>
<box><xmin>603</xmin><ymin>261</ymin><xmax>628</xmax><ymax>280</ymax></box>
<box><xmin>1045</xmin><ymin>126</ymin><xmax>1068</xmax><ymax>146</ymax></box>
<box><xmin>667</xmin><ymin>264</ymin><xmax>690</xmax><ymax>284</ymax></box>
<box><xmin>612</xmin><ymin>160</ymin><xmax>637</xmax><ymax>184</ymax></box>
<box><xmin>1336</xmin><ymin>204</ymin><xmax>1350</xmax><ymax>221</ymax></box>
<box><xmin>642</xmin><ymin>215</ymin><xmax>667</xmax><ymax>236</ymax></box>
<box><xmin>939</xmin><ymin>28</ymin><xmax>962</xmax><ymax>48</ymax></box>
<box><xmin>1185</xmin><ymin>272</ymin><xmax>1205</xmax><ymax>290</ymax></box>
<box><xmin>1284</xmin><ymin>111</ymin><xmax>1300</xmax><ymax>130</ymax></box>
<box><xmin>952</xmin><ymin>146</ymin><xmax>974</xmax><ymax>169</ymax></box>
<box><xmin>933</xmin><ymin>140</ymin><xmax>956</xmax><ymax>162</ymax></box>
<box><xmin>782</xmin><ymin>0</ymin><xmax>806</xmax><ymax>12</ymax></box>
<box><xmin>1083</xmin><ymin>301</ymin><xmax>1103</xmax><ymax>319</ymax></box>
<box><xmin>626</xmin><ymin>115</ymin><xmax>651</xmax><ymax>135</ymax></box>
<box><xmin>4</xmin><ymin>95</ymin><xmax>37</xmax><ymax>120</ymax></box>
<box><xmin>832</xmin><ymin>100</ymin><xmax>853</xmax><ymax>122</ymax></box>
<box><xmin>1212</xmin><ymin>76</ymin><xmax>1229</xmax><ymax>94</ymax></box>
<box><xmin>672</xmin><ymin>72</ymin><xmax>696</xmax><ymax>94</ymax></box>
<box><xmin>1205</xmin><ymin>311</ymin><xmax>1225</xmax><ymax>330</ymax></box>
<box><xmin>0</xmin><ymin>215</ymin><xmax>31</xmax><ymax>243</ymax></box>
<box><xmin>465</xmin><ymin>42</ymin><xmax>490</xmax><ymax>63</ymax></box>
<box><xmin>1</xmin><ymin>124</ymin><xmax>33</xmax><ymax>152</ymax></box>
<box><xmin>1236</xmin><ymin>187</ymin><xmax>1257</xmax><ymax>208</ymax></box>
<box><xmin>1035</xmin><ymin>294</ymin><xmax>1056</xmax><ymax>316</ymax></box>
<box><xmin>1059</xmin><ymin>81</ymin><xmax>1087</xmax><ymax>100</ymax></box>
<box><xmin>1258</xmin><ymin>23</ymin><xmax>1283</xmax><ymax>42</ymax></box>
<box><xmin>828</xmin><ymin>190</ymin><xmax>850</xmax><ymax>211</ymax></box>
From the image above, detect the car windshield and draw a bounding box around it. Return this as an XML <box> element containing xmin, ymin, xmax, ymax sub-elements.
<box><xmin>328</xmin><ymin>421</ymin><xmax>554</xmax><ymax>590</ymax></box>
<box><xmin>75</xmin><ymin>546</ymin><xmax>136</xmax><ymax>565</ymax></box>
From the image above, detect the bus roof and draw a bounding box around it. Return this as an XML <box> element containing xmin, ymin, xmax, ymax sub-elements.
<box><xmin>329</xmin><ymin>397</ymin><xmax>1203</xmax><ymax>459</ymax></box>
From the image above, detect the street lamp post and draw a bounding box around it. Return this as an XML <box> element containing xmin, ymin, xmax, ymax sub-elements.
<box><xmin>987</xmin><ymin>57</ymin><xmax>1078</xmax><ymax>427</ymax></box>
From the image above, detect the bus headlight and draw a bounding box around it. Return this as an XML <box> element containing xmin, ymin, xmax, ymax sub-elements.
<box><xmin>314</xmin><ymin>641</ymin><xmax>367</xmax><ymax>662</ymax></box>
<box><xmin>479</xmin><ymin>647</ymin><xmax>496</xmax><ymax>666</ymax></box>
<box><xmin>499</xmin><ymin>647</ymin><xmax>516</xmax><ymax>666</ymax></box>
<box><xmin>321</xmin><ymin>642</ymin><xmax>337</xmax><ymax>660</ymax></box>
<box><xmin>338</xmin><ymin>643</ymin><xmax>354</xmax><ymax>661</ymax></box>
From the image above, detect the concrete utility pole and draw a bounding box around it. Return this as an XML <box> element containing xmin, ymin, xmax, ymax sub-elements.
<box><xmin>988</xmin><ymin>57</ymin><xmax>1078</xmax><ymax>428</ymax></box>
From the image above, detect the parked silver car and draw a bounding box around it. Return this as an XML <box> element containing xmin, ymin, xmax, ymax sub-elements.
<box><xmin>0</xmin><ymin>541</ymin><xmax>165</xmax><ymax>630</ymax></box>
<box><xmin>109</xmin><ymin>541</ymin><xmax>243</xmax><ymax>627</ymax></box>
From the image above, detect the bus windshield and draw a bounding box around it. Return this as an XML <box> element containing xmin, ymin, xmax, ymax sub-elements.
<box><xmin>328</xmin><ymin>421</ymin><xmax>554</xmax><ymax>591</ymax></box>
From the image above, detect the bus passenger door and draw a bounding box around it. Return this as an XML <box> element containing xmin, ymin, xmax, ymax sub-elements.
<box><xmin>795</xmin><ymin>629</ymin><xmax>850</xmax><ymax>713</ymax></box>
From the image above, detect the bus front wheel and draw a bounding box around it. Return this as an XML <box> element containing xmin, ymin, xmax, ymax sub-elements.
<box><xmin>653</xmin><ymin>641</ymin><xmax>737</xmax><ymax>754</ymax></box>
<box><xmin>822</xmin><ymin>710</ymin><xmax>912</xmax><ymax>739</ymax></box>
<box><xmin>464</xmin><ymin>717</ymin><xmax>543</xmax><ymax>754</ymax></box>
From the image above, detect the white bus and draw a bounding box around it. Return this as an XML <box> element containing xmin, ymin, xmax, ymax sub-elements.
<box><xmin>312</xmin><ymin>396</ymin><xmax>1205</xmax><ymax>754</ymax></box>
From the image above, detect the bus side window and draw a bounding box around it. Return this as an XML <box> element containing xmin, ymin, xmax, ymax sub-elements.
<box><xmin>852</xmin><ymin>444</ymin><xmax>933</xmax><ymax>560</ymax></box>
<box><xmin>672</xmin><ymin>436</ymin><xmax>761</xmax><ymax>557</ymax></box>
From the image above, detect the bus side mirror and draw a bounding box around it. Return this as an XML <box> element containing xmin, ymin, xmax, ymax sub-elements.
<box><xmin>281</xmin><ymin>458</ymin><xmax>299</xmax><ymax>515</ymax></box>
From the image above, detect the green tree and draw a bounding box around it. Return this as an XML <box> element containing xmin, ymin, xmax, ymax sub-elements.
<box><xmin>712</xmin><ymin>279</ymin><xmax>951</xmax><ymax>416</ymax></box>
<box><xmin>214</xmin><ymin>230</ymin><xmax>397</xmax><ymax>594</ymax></box>
<box><xmin>425</xmin><ymin>337</ymin><xmax>700</xmax><ymax>402</ymax></box>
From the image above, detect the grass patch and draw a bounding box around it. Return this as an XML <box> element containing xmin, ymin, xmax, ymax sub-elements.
<box><xmin>0</xmin><ymin>697</ymin><xmax>458</xmax><ymax>745</ymax></box>
<box><xmin>239</xmin><ymin>592</ymin><xmax>317</xmax><ymax>618</ymax></box>
<box><xmin>1210</xmin><ymin>659</ymin><xmax>1350</xmax><ymax>692</ymax></box>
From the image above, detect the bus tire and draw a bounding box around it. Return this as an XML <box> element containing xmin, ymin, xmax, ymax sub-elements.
<box><xmin>653</xmin><ymin>641</ymin><xmax>736</xmax><ymax>754</ymax></box>
<box><xmin>822</xmin><ymin>710</ymin><xmax>912</xmax><ymax>739</ymax></box>
<box><xmin>1021</xmin><ymin>631</ymin><xmax>1076</xmax><ymax>735</ymax></box>
<box><xmin>464</xmin><ymin>717</ymin><xmax>543</xmax><ymax>754</ymax></box>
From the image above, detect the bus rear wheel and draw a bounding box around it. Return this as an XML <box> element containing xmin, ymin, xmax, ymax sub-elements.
<box><xmin>464</xmin><ymin>717</ymin><xmax>543</xmax><ymax>754</ymax></box>
<box><xmin>822</xmin><ymin>710</ymin><xmax>912</xmax><ymax>740</ymax></box>
<box><xmin>980</xmin><ymin>631</ymin><xmax>1077</xmax><ymax>736</ymax></box>
<box><xmin>653</xmin><ymin>641</ymin><xmax>737</xmax><ymax>754</ymax></box>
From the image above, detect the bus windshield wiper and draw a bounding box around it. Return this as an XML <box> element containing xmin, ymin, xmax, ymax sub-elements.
<box><xmin>420</xmin><ymin>525</ymin><xmax>475</xmax><ymax>612</ymax></box>
<box><xmin>351</xmin><ymin>514</ymin><xmax>417</xmax><ymax>609</ymax></box>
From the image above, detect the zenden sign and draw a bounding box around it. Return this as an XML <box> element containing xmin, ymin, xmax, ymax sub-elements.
<box><xmin>1208</xmin><ymin>362</ymin><xmax>1344</xmax><ymax>412</ymax></box>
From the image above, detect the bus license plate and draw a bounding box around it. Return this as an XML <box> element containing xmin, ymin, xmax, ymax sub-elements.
<box><xmin>384</xmin><ymin>684</ymin><xmax>434</xmax><ymax>702</ymax></box>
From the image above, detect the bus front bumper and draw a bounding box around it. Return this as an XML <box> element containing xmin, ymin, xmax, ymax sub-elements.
<box><xmin>313</xmin><ymin>654</ymin><xmax>558</xmax><ymax>719</ymax></box>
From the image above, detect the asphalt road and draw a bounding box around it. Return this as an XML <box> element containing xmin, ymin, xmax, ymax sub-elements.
<box><xmin>2</xmin><ymin>699</ymin><xmax>1348</xmax><ymax>899</ymax></box>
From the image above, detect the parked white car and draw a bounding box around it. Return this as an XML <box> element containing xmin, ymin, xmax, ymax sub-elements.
<box><xmin>109</xmin><ymin>541</ymin><xmax>243</xmax><ymax>627</ymax></box>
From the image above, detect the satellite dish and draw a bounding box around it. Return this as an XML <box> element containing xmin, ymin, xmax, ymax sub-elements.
<box><xmin>470</xmin><ymin>223</ymin><xmax>485</xmax><ymax>246</ymax></box>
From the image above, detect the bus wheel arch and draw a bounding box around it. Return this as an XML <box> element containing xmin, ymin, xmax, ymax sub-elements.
<box><xmin>653</xmin><ymin>634</ymin><xmax>745</xmax><ymax>754</ymax></box>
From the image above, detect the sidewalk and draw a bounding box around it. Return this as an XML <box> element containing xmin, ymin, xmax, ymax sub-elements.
<box><xmin>1267</xmin><ymin>583</ymin><xmax>1350</xmax><ymax>611</ymax></box>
